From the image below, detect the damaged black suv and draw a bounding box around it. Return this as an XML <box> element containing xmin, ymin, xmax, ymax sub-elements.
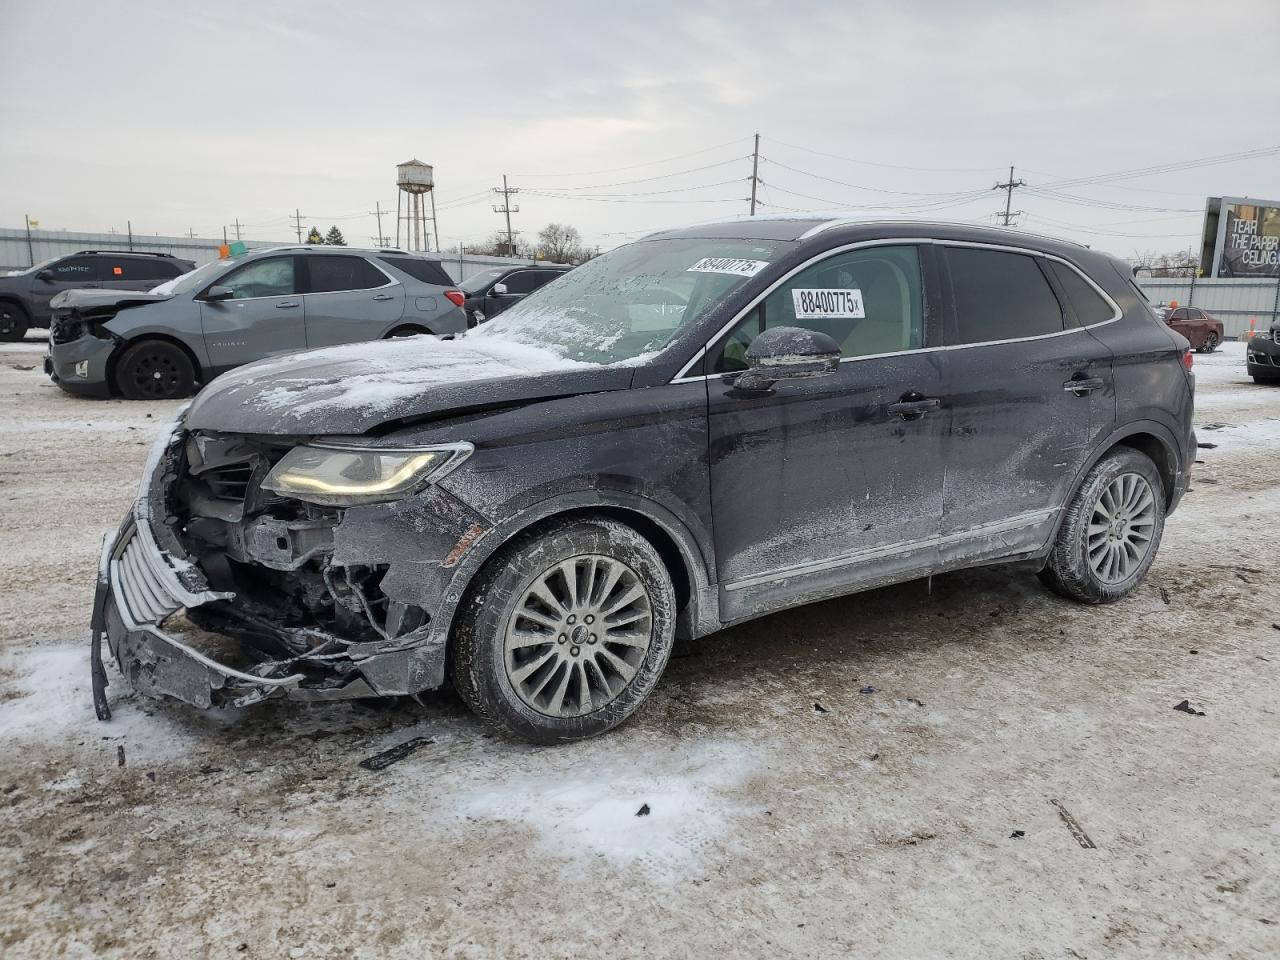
<box><xmin>92</xmin><ymin>217</ymin><xmax>1197</xmax><ymax>743</ymax></box>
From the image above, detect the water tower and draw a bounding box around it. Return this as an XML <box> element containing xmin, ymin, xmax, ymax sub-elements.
<box><xmin>395</xmin><ymin>159</ymin><xmax>439</xmax><ymax>252</ymax></box>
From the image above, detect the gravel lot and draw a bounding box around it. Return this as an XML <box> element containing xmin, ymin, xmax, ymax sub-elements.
<box><xmin>1</xmin><ymin>335</ymin><xmax>1277</xmax><ymax>959</ymax></box>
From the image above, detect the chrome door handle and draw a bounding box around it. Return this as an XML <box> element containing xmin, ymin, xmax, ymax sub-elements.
<box><xmin>1064</xmin><ymin>376</ymin><xmax>1104</xmax><ymax>395</ymax></box>
<box><xmin>372</xmin><ymin>294</ymin><xmax>394</xmax><ymax>302</ymax></box>
<box><xmin>275</xmin><ymin>301</ymin><xmax>299</xmax><ymax>309</ymax></box>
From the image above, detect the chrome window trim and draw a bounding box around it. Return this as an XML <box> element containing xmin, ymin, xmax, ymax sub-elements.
<box><xmin>671</xmin><ymin>237</ymin><xmax>1123</xmax><ymax>383</ymax></box>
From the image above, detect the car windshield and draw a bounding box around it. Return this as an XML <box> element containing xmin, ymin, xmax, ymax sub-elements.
<box><xmin>150</xmin><ymin>259</ymin><xmax>231</xmax><ymax>295</ymax></box>
<box><xmin>468</xmin><ymin>237</ymin><xmax>789</xmax><ymax>364</ymax></box>
<box><xmin>460</xmin><ymin>268</ymin><xmax>509</xmax><ymax>294</ymax></box>
<box><xmin>4</xmin><ymin>256</ymin><xmax>60</xmax><ymax>277</ymax></box>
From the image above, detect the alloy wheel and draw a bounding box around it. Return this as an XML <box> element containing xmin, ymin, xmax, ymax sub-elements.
<box><xmin>1087</xmin><ymin>472</ymin><xmax>1157</xmax><ymax>584</ymax></box>
<box><xmin>504</xmin><ymin>554</ymin><xmax>653</xmax><ymax>718</ymax></box>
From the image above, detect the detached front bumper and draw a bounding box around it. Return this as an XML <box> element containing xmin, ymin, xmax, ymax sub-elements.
<box><xmin>1247</xmin><ymin>335</ymin><xmax>1280</xmax><ymax>380</ymax></box>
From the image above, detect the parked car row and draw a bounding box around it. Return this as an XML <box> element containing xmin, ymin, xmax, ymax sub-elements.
<box><xmin>89</xmin><ymin>216</ymin><xmax>1199</xmax><ymax>744</ymax></box>
<box><xmin>43</xmin><ymin>245</ymin><xmax>473</xmax><ymax>399</ymax></box>
<box><xmin>1</xmin><ymin>250</ymin><xmax>193</xmax><ymax>340</ymax></box>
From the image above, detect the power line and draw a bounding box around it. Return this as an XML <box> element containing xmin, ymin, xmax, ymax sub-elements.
<box><xmin>527</xmin><ymin>156</ymin><xmax>750</xmax><ymax>192</ymax></box>
<box><xmin>762</xmin><ymin>157</ymin><xmax>993</xmax><ymax>198</ymax></box>
<box><xmin>1034</xmin><ymin>144</ymin><xmax>1280</xmax><ymax>191</ymax></box>
<box><xmin>993</xmin><ymin>165</ymin><xmax>1025</xmax><ymax>227</ymax></box>
<box><xmin>760</xmin><ymin>135</ymin><xmax>995</xmax><ymax>174</ymax></box>
<box><xmin>511</xmin><ymin>135</ymin><xmax>752</xmax><ymax>178</ymax></box>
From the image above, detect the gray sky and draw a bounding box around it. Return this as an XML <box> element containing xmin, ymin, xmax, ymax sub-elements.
<box><xmin>1</xmin><ymin>0</ymin><xmax>1277</xmax><ymax>256</ymax></box>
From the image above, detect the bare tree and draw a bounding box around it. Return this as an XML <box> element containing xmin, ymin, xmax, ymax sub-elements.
<box><xmin>1130</xmin><ymin>246</ymin><xmax>1198</xmax><ymax>278</ymax></box>
<box><xmin>469</xmin><ymin>231</ymin><xmax>532</xmax><ymax>258</ymax></box>
<box><xmin>535</xmin><ymin>223</ymin><xmax>587</xmax><ymax>264</ymax></box>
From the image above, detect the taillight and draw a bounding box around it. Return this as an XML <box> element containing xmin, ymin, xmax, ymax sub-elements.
<box><xmin>1182</xmin><ymin>349</ymin><xmax>1193</xmax><ymax>371</ymax></box>
<box><xmin>444</xmin><ymin>290</ymin><xmax>465</xmax><ymax>308</ymax></box>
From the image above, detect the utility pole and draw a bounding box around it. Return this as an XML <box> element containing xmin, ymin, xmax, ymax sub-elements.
<box><xmin>749</xmin><ymin>132</ymin><xmax>761</xmax><ymax>216</ymax></box>
<box><xmin>291</xmin><ymin>208</ymin><xmax>304</xmax><ymax>243</ymax></box>
<box><xmin>372</xmin><ymin>201</ymin><xmax>386</xmax><ymax>247</ymax></box>
<box><xmin>993</xmin><ymin>165</ymin><xmax>1025</xmax><ymax>227</ymax></box>
<box><xmin>187</xmin><ymin>228</ymin><xmax>196</xmax><ymax>239</ymax></box>
<box><xmin>127</xmin><ymin>220</ymin><xmax>134</xmax><ymax>251</ymax></box>
<box><xmin>232</xmin><ymin>219</ymin><xmax>243</xmax><ymax>241</ymax></box>
<box><xmin>24</xmin><ymin>214</ymin><xmax>35</xmax><ymax>266</ymax></box>
<box><xmin>222</xmin><ymin>225</ymin><xmax>228</xmax><ymax>245</ymax></box>
<box><xmin>492</xmin><ymin>175</ymin><xmax>519</xmax><ymax>256</ymax></box>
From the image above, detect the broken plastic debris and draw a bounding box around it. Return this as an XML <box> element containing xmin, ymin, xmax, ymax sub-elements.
<box><xmin>1173</xmin><ymin>700</ymin><xmax>1205</xmax><ymax>717</ymax></box>
<box><xmin>358</xmin><ymin>736</ymin><xmax>434</xmax><ymax>771</ymax></box>
<box><xmin>812</xmin><ymin>701</ymin><xmax>828</xmax><ymax>714</ymax></box>
<box><xmin>636</xmin><ymin>803</ymin><xmax>651</xmax><ymax>817</ymax></box>
<box><xmin>860</xmin><ymin>686</ymin><xmax>875</xmax><ymax>695</ymax></box>
<box><xmin>1009</xmin><ymin>830</ymin><xmax>1025</xmax><ymax>839</ymax></box>
<box><xmin>1197</xmin><ymin>442</ymin><xmax>1218</xmax><ymax>449</ymax></box>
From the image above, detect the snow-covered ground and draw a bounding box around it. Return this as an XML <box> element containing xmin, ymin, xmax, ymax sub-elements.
<box><xmin>0</xmin><ymin>339</ymin><xmax>1278</xmax><ymax>959</ymax></box>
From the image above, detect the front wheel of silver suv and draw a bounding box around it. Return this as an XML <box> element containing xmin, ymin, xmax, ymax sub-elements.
<box><xmin>1039</xmin><ymin>448</ymin><xmax>1166</xmax><ymax>604</ymax></box>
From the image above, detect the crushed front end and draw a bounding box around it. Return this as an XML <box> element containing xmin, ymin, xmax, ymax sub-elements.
<box><xmin>92</xmin><ymin>414</ymin><xmax>490</xmax><ymax>713</ymax></box>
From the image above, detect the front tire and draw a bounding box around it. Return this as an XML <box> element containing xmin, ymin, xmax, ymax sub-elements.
<box><xmin>114</xmin><ymin>339</ymin><xmax>196</xmax><ymax>400</ymax></box>
<box><xmin>451</xmin><ymin>517</ymin><xmax>676</xmax><ymax>743</ymax></box>
<box><xmin>1040</xmin><ymin>448</ymin><xmax>1166</xmax><ymax>604</ymax></box>
<box><xmin>1198</xmin><ymin>332</ymin><xmax>1218</xmax><ymax>353</ymax></box>
<box><xmin>0</xmin><ymin>302</ymin><xmax>30</xmax><ymax>342</ymax></box>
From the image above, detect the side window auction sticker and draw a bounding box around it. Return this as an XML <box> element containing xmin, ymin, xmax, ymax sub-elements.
<box><xmin>791</xmin><ymin>288</ymin><xmax>865</xmax><ymax>320</ymax></box>
<box><xmin>688</xmin><ymin>257</ymin><xmax>770</xmax><ymax>277</ymax></box>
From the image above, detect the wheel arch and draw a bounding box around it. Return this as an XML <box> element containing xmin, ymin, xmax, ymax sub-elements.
<box><xmin>436</xmin><ymin>492</ymin><xmax>719</xmax><ymax>661</ymax></box>
<box><xmin>384</xmin><ymin>324</ymin><xmax>432</xmax><ymax>338</ymax></box>
<box><xmin>1074</xmin><ymin>421</ymin><xmax>1183</xmax><ymax>509</ymax></box>
<box><xmin>106</xmin><ymin>332</ymin><xmax>204</xmax><ymax>396</ymax></box>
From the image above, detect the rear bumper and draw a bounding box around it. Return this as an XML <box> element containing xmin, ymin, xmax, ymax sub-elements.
<box><xmin>1247</xmin><ymin>336</ymin><xmax>1280</xmax><ymax>379</ymax></box>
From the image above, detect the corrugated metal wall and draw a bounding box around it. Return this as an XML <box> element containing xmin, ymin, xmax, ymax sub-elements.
<box><xmin>0</xmin><ymin>227</ymin><xmax>539</xmax><ymax>282</ymax></box>
<box><xmin>1136</xmin><ymin>277</ymin><xmax>1280</xmax><ymax>338</ymax></box>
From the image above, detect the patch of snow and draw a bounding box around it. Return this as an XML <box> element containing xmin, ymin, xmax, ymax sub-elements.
<box><xmin>1194</xmin><ymin>416</ymin><xmax>1280</xmax><ymax>453</ymax></box>
<box><xmin>450</xmin><ymin>740</ymin><xmax>757</xmax><ymax>871</ymax></box>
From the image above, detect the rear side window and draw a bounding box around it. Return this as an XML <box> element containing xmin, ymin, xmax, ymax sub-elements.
<box><xmin>379</xmin><ymin>256</ymin><xmax>454</xmax><ymax>287</ymax></box>
<box><xmin>1169</xmin><ymin>307</ymin><xmax>1188</xmax><ymax>321</ymax></box>
<box><xmin>1044</xmin><ymin>261</ymin><xmax>1116</xmax><ymax>327</ymax></box>
<box><xmin>50</xmin><ymin>256</ymin><xmax>102</xmax><ymax>281</ymax></box>
<box><xmin>946</xmin><ymin>248</ymin><xmax>1064</xmax><ymax>343</ymax></box>
<box><xmin>306</xmin><ymin>255</ymin><xmax>387</xmax><ymax>293</ymax></box>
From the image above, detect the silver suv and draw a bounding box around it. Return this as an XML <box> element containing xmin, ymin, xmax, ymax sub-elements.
<box><xmin>45</xmin><ymin>246</ymin><xmax>467</xmax><ymax>399</ymax></box>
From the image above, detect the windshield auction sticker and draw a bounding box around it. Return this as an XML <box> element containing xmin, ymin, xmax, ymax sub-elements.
<box><xmin>687</xmin><ymin>257</ymin><xmax>770</xmax><ymax>277</ymax></box>
<box><xmin>792</xmin><ymin>288</ymin><xmax>865</xmax><ymax>319</ymax></box>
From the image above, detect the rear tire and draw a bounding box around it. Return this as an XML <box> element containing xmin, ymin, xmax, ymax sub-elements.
<box><xmin>450</xmin><ymin>517</ymin><xmax>676</xmax><ymax>744</ymax></box>
<box><xmin>0</xmin><ymin>302</ymin><xmax>30</xmax><ymax>342</ymax></box>
<box><xmin>1039</xmin><ymin>448</ymin><xmax>1166</xmax><ymax>604</ymax></box>
<box><xmin>114</xmin><ymin>339</ymin><xmax>196</xmax><ymax>400</ymax></box>
<box><xmin>1198</xmin><ymin>332</ymin><xmax>1218</xmax><ymax>354</ymax></box>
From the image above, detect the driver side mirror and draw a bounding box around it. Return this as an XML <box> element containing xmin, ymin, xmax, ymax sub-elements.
<box><xmin>491</xmin><ymin>282</ymin><xmax>508</xmax><ymax>296</ymax></box>
<box><xmin>36</xmin><ymin>269</ymin><xmax>54</xmax><ymax>283</ymax></box>
<box><xmin>733</xmin><ymin>326</ymin><xmax>841</xmax><ymax>392</ymax></box>
<box><xmin>202</xmin><ymin>285</ymin><xmax>234</xmax><ymax>302</ymax></box>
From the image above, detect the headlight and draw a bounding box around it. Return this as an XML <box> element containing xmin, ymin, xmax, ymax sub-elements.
<box><xmin>262</xmin><ymin>442</ymin><xmax>472</xmax><ymax>506</ymax></box>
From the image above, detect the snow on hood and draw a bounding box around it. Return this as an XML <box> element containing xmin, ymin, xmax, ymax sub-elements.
<box><xmin>183</xmin><ymin>334</ymin><xmax>630</xmax><ymax>436</ymax></box>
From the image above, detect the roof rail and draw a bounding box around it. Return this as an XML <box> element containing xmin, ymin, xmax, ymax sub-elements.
<box><xmin>74</xmin><ymin>249</ymin><xmax>179</xmax><ymax>258</ymax></box>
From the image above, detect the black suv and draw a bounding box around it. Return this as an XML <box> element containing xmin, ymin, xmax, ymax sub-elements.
<box><xmin>0</xmin><ymin>250</ymin><xmax>194</xmax><ymax>340</ymax></box>
<box><xmin>460</xmin><ymin>263</ymin><xmax>570</xmax><ymax>325</ymax></box>
<box><xmin>92</xmin><ymin>218</ymin><xmax>1195</xmax><ymax>744</ymax></box>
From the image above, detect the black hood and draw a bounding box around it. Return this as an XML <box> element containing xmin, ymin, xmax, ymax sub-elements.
<box><xmin>50</xmin><ymin>289</ymin><xmax>173</xmax><ymax>312</ymax></box>
<box><xmin>183</xmin><ymin>335</ymin><xmax>635</xmax><ymax>436</ymax></box>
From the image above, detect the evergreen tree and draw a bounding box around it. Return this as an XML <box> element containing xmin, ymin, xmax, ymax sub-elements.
<box><xmin>306</xmin><ymin>226</ymin><xmax>324</xmax><ymax>245</ymax></box>
<box><xmin>324</xmin><ymin>225</ymin><xmax>347</xmax><ymax>246</ymax></box>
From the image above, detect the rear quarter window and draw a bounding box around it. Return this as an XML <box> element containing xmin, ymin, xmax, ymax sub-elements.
<box><xmin>1045</xmin><ymin>261</ymin><xmax>1116</xmax><ymax>327</ymax></box>
<box><xmin>379</xmin><ymin>256</ymin><xmax>454</xmax><ymax>287</ymax></box>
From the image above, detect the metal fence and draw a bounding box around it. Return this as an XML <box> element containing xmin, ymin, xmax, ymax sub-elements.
<box><xmin>0</xmin><ymin>226</ymin><xmax>540</xmax><ymax>283</ymax></box>
<box><xmin>1136</xmin><ymin>276</ymin><xmax>1280</xmax><ymax>338</ymax></box>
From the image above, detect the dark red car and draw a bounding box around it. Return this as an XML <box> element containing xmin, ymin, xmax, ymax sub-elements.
<box><xmin>1163</xmin><ymin>306</ymin><xmax>1224</xmax><ymax>353</ymax></box>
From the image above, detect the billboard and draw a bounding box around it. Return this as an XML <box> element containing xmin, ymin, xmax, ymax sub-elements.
<box><xmin>1200</xmin><ymin>196</ymin><xmax>1280</xmax><ymax>278</ymax></box>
